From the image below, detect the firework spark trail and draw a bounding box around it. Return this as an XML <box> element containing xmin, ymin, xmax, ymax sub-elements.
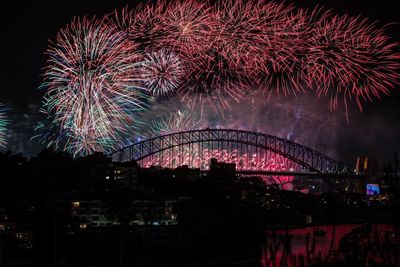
<box><xmin>112</xmin><ymin>2</ymin><xmax>167</xmax><ymax>52</ymax></box>
<box><xmin>0</xmin><ymin>104</ymin><xmax>9</xmax><ymax>149</ymax></box>
<box><xmin>175</xmin><ymin>0</ymin><xmax>260</xmax><ymax>112</ymax></box>
<box><xmin>157</xmin><ymin>0</ymin><xmax>213</xmax><ymax>55</ymax></box>
<box><xmin>179</xmin><ymin>49</ymin><xmax>249</xmax><ymax>114</ymax></box>
<box><xmin>178</xmin><ymin>0</ymin><xmax>299</xmax><ymax>111</ymax></box>
<box><xmin>212</xmin><ymin>1</ymin><xmax>300</xmax><ymax>77</ymax></box>
<box><xmin>211</xmin><ymin>0</ymin><xmax>268</xmax><ymax>69</ymax></box>
<box><xmin>40</xmin><ymin>17</ymin><xmax>148</xmax><ymax>156</ymax></box>
<box><xmin>148</xmin><ymin>109</ymin><xmax>206</xmax><ymax>137</ymax></box>
<box><xmin>258</xmin><ymin>8</ymin><xmax>309</xmax><ymax>97</ymax></box>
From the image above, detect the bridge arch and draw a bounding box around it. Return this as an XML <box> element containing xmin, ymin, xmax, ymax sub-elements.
<box><xmin>110</xmin><ymin>129</ymin><xmax>350</xmax><ymax>174</ymax></box>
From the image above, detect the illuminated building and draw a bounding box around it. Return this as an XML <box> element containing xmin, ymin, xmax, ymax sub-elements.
<box><xmin>71</xmin><ymin>200</ymin><xmax>115</xmax><ymax>228</ymax></box>
<box><xmin>105</xmin><ymin>162</ymin><xmax>139</xmax><ymax>187</ymax></box>
<box><xmin>356</xmin><ymin>156</ymin><xmax>378</xmax><ymax>175</ymax></box>
<box><xmin>131</xmin><ymin>199</ymin><xmax>179</xmax><ymax>226</ymax></box>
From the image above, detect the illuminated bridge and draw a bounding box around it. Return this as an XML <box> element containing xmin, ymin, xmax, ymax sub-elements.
<box><xmin>110</xmin><ymin>129</ymin><xmax>351</xmax><ymax>178</ymax></box>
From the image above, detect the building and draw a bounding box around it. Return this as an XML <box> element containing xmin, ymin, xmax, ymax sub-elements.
<box><xmin>209</xmin><ymin>158</ymin><xmax>236</xmax><ymax>180</ymax></box>
<box><xmin>131</xmin><ymin>199</ymin><xmax>179</xmax><ymax>226</ymax></box>
<box><xmin>0</xmin><ymin>208</ymin><xmax>16</xmax><ymax>234</ymax></box>
<box><xmin>356</xmin><ymin>156</ymin><xmax>378</xmax><ymax>176</ymax></box>
<box><xmin>173</xmin><ymin>165</ymin><xmax>201</xmax><ymax>181</ymax></box>
<box><xmin>106</xmin><ymin>161</ymin><xmax>139</xmax><ymax>186</ymax></box>
<box><xmin>16</xmin><ymin>231</ymin><xmax>33</xmax><ymax>249</ymax></box>
<box><xmin>71</xmin><ymin>200</ymin><xmax>115</xmax><ymax>229</ymax></box>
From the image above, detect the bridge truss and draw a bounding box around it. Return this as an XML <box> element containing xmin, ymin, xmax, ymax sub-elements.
<box><xmin>110</xmin><ymin>129</ymin><xmax>350</xmax><ymax>175</ymax></box>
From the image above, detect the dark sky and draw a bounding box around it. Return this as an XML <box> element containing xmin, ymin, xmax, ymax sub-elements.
<box><xmin>1</xmin><ymin>0</ymin><xmax>399</xmax><ymax>167</ymax></box>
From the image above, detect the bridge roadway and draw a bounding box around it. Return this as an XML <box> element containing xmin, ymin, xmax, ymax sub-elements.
<box><xmin>201</xmin><ymin>170</ymin><xmax>362</xmax><ymax>179</ymax></box>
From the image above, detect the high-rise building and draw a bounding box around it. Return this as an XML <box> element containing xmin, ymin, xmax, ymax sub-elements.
<box><xmin>355</xmin><ymin>156</ymin><xmax>378</xmax><ymax>175</ymax></box>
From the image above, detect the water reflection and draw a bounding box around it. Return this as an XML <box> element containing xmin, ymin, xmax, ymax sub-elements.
<box><xmin>261</xmin><ymin>224</ymin><xmax>399</xmax><ymax>267</ymax></box>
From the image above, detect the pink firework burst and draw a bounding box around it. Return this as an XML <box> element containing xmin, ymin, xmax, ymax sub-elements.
<box><xmin>304</xmin><ymin>9</ymin><xmax>400</xmax><ymax>113</ymax></box>
<box><xmin>141</xmin><ymin>49</ymin><xmax>186</xmax><ymax>97</ymax></box>
<box><xmin>178</xmin><ymin>49</ymin><xmax>249</xmax><ymax>114</ymax></box>
<box><xmin>211</xmin><ymin>0</ymin><xmax>308</xmax><ymax>97</ymax></box>
<box><xmin>210</xmin><ymin>0</ymin><xmax>267</xmax><ymax>71</ymax></box>
<box><xmin>259</xmin><ymin>9</ymin><xmax>309</xmax><ymax>97</ymax></box>
<box><xmin>112</xmin><ymin>2</ymin><xmax>167</xmax><ymax>52</ymax></box>
<box><xmin>156</xmin><ymin>0</ymin><xmax>213</xmax><ymax>55</ymax></box>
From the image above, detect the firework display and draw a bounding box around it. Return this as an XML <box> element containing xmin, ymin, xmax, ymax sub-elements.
<box><xmin>141</xmin><ymin>148</ymin><xmax>297</xmax><ymax>185</ymax></box>
<box><xmin>111</xmin><ymin>0</ymin><xmax>399</xmax><ymax>110</ymax></box>
<box><xmin>0</xmin><ymin>104</ymin><xmax>9</xmax><ymax>149</ymax></box>
<box><xmin>40</xmin><ymin>17</ymin><xmax>148</xmax><ymax>156</ymax></box>
<box><xmin>39</xmin><ymin>0</ymin><xmax>400</xmax><ymax>156</ymax></box>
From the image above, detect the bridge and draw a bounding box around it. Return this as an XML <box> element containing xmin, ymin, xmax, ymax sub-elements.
<box><xmin>110</xmin><ymin>129</ymin><xmax>351</xmax><ymax>175</ymax></box>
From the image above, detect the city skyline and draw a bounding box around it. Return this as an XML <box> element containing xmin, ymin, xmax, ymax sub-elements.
<box><xmin>1</xmin><ymin>2</ymin><xmax>399</xmax><ymax>266</ymax></box>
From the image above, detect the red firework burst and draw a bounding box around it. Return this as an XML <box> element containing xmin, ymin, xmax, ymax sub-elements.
<box><xmin>178</xmin><ymin>48</ymin><xmax>249</xmax><ymax>114</ymax></box>
<box><xmin>156</xmin><ymin>0</ymin><xmax>213</xmax><ymax>55</ymax></box>
<box><xmin>112</xmin><ymin>2</ymin><xmax>167</xmax><ymax>52</ymax></box>
<box><xmin>304</xmin><ymin>9</ymin><xmax>400</xmax><ymax>113</ymax></box>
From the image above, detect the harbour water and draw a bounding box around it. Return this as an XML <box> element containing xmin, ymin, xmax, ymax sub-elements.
<box><xmin>261</xmin><ymin>224</ymin><xmax>399</xmax><ymax>267</ymax></box>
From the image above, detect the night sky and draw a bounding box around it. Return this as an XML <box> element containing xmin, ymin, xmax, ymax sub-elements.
<box><xmin>1</xmin><ymin>0</ymin><xmax>399</xmax><ymax>168</ymax></box>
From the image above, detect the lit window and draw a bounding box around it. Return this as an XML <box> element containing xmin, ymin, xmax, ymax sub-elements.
<box><xmin>79</xmin><ymin>224</ymin><xmax>87</xmax><ymax>229</ymax></box>
<box><xmin>72</xmin><ymin>201</ymin><xmax>80</xmax><ymax>208</ymax></box>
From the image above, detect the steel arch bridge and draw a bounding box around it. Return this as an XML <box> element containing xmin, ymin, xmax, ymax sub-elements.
<box><xmin>110</xmin><ymin>129</ymin><xmax>350</xmax><ymax>175</ymax></box>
